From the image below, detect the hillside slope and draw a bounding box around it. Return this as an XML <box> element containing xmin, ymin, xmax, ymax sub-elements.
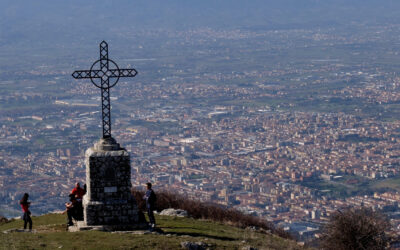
<box><xmin>0</xmin><ymin>213</ymin><xmax>303</xmax><ymax>249</ymax></box>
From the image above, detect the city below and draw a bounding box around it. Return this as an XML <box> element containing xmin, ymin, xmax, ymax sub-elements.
<box><xmin>2</xmin><ymin>6</ymin><xmax>400</xmax><ymax>243</ymax></box>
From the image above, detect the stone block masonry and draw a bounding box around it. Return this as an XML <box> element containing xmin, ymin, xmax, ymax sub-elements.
<box><xmin>73</xmin><ymin>137</ymin><xmax>145</xmax><ymax>231</ymax></box>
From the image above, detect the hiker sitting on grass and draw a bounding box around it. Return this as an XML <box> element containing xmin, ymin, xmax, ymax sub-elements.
<box><xmin>64</xmin><ymin>194</ymin><xmax>83</xmax><ymax>226</ymax></box>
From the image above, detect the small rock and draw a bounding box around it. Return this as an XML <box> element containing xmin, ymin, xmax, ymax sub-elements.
<box><xmin>2</xmin><ymin>229</ymin><xmax>35</xmax><ymax>234</ymax></box>
<box><xmin>180</xmin><ymin>241</ymin><xmax>207</xmax><ymax>250</ymax></box>
<box><xmin>160</xmin><ymin>208</ymin><xmax>188</xmax><ymax>217</ymax></box>
<box><xmin>131</xmin><ymin>231</ymin><xmax>147</xmax><ymax>235</ymax></box>
<box><xmin>242</xmin><ymin>247</ymin><xmax>258</xmax><ymax>250</ymax></box>
<box><xmin>261</xmin><ymin>229</ymin><xmax>272</xmax><ymax>234</ymax></box>
<box><xmin>245</xmin><ymin>226</ymin><xmax>258</xmax><ymax>231</ymax></box>
<box><xmin>112</xmin><ymin>231</ymin><xmax>131</xmax><ymax>234</ymax></box>
<box><xmin>51</xmin><ymin>210</ymin><xmax>65</xmax><ymax>215</ymax></box>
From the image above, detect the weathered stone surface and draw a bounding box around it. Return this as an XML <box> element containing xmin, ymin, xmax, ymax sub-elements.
<box><xmin>241</xmin><ymin>246</ymin><xmax>258</xmax><ymax>250</ymax></box>
<box><xmin>2</xmin><ymin>229</ymin><xmax>36</xmax><ymax>234</ymax></box>
<box><xmin>73</xmin><ymin>137</ymin><xmax>145</xmax><ymax>231</ymax></box>
<box><xmin>160</xmin><ymin>208</ymin><xmax>188</xmax><ymax>217</ymax></box>
<box><xmin>69</xmin><ymin>221</ymin><xmax>145</xmax><ymax>232</ymax></box>
<box><xmin>180</xmin><ymin>241</ymin><xmax>209</xmax><ymax>250</ymax></box>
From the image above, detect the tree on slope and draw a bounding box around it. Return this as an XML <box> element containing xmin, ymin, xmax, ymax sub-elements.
<box><xmin>321</xmin><ymin>207</ymin><xmax>390</xmax><ymax>250</ymax></box>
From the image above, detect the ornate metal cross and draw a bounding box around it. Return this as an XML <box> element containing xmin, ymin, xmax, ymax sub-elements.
<box><xmin>72</xmin><ymin>41</ymin><xmax>137</xmax><ymax>139</ymax></box>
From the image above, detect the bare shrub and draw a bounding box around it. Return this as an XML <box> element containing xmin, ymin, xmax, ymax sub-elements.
<box><xmin>132</xmin><ymin>189</ymin><xmax>291</xmax><ymax>239</ymax></box>
<box><xmin>321</xmin><ymin>207</ymin><xmax>390</xmax><ymax>250</ymax></box>
<box><xmin>0</xmin><ymin>215</ymin><xmax>8</xmax><ymax>225</ymax></box>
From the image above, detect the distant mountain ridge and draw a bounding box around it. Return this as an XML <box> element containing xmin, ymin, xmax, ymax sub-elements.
<box><xmin>1</xmin><ymin>0</ymin><xmax>400</xmax><ymax>51</ymax></box>
<box><xmin>1</xmin><ymin>0</ymin><xmax>400</xmax><ymax>32</ymax></box>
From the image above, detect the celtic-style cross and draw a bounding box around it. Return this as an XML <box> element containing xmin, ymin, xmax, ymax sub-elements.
<box><xmin>72</xmin><ymin>41</ymin><xmax>137</xmax><ymax>139</ymax></box>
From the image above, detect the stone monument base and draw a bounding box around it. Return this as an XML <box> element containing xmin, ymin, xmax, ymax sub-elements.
<box><xmin>72</xmin><ymin>137</ymin><xmax>147</xmax><ymax>232</ymax></box>
<box><xmin>68</xmin><ymin>221</ymin><xmax>148</xmax><ymax>232</ymax></box>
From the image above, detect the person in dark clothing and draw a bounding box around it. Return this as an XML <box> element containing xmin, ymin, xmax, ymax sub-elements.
<box><xmin>20</xmin><ymin>193</ymin><xmax>32</xmax><ymax>230</ymax></box>
<box><xmin>69</xmin><ymin>182</ymin><xmax>85</xmax><ymax>222</ymax></box>
<box><xmin>143</xmin><ymin>182</ymin><xmax>156</xmax><ymax>229</ymax></box>
<box><xmin>65</xmin><ymin>194</ymin><xmax>81</xmax><ymax>226</ymax></box>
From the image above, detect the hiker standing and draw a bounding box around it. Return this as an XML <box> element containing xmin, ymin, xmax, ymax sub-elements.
<box><xmin>143</xmin><ymin>182</ymin><xmax>156</xmax><ymax>229</ymax></box>
<box><xmin>20</xmin><ymin>193</ymin><xmax>32</xmax><ymax>230</ymax></box>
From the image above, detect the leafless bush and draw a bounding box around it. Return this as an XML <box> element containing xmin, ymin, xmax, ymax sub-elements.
<box><xmin>321</xmin><ymin>207</ymin><xmax>390</xmax><ymax>250</ymax></box>
<box><xmin>132</xmin><ymin>189</ymin><xmax>291</xmax><ymax>239</ymax></box>
<box><xmin>0</xmin><ymin>215</ymin><xmax>8</xmax><ymax>225</ymax></box>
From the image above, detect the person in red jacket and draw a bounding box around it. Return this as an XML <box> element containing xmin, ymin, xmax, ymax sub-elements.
<box><xmin>70</xmin><ymin>182</ymin><xmax>86</xmax><ymax>201</ymax></box>
<box><xmin>70</xmin><ymin>182</ymin><xmax>86</xmax><ymax>221</ymax></box>
<box><xmin>20</xmin><ymin>193</ymin><xmax>32</xmax><ymax>230</ymax></box>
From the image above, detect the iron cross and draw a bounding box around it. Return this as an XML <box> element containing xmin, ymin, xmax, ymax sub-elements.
<box><xmin>72</xmin><ymin>41</ymin><xmax>138</xmax><ymax>139</ymax></box>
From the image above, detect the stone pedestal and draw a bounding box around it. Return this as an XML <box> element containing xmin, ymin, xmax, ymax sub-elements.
<box><xmin>71</xmin><ymin>137</ymin><xmax>145</xmax><ymax>231</ymax></box>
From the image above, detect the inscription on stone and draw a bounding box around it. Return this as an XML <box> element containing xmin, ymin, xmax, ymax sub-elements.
<box><xmin>104</xmin><ymin>186</ymin><xmax>117</xmax><ymax>193</ymax></box>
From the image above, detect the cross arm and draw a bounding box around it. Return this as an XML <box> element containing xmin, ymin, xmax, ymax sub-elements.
<box><xmin>72</xmin><ymin>70</ymin><xmax>102</xmax><ymax>79</ymax></box>
<box><xmin>109</xmin><ymin>69</ymin><xmax>138</xmax><ymax>78</ymax></box>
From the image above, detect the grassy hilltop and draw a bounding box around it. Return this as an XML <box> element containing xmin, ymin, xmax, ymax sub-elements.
<box><xmin>0</xmin><ymin>213</ymin><xmax>303</xmax><ymax>250</ymax></box>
